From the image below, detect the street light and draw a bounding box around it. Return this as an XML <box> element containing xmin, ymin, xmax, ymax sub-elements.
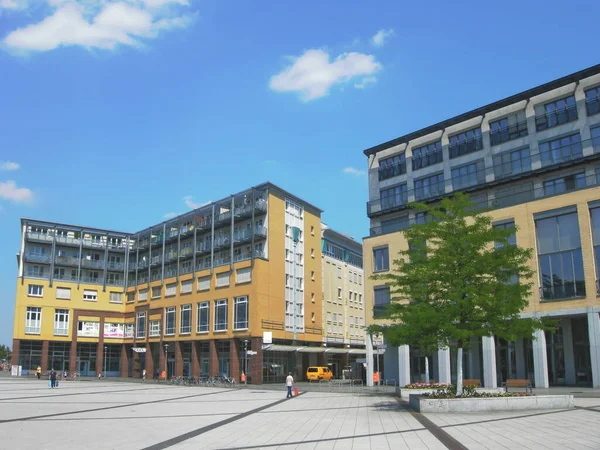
<box><xmin>291</xmin><ymin>226</ymin><xmax>301</xmax><ymax>342</ymax></box>
<box><xmin>163</xmin><ymin>344</ymin><xmax>169</xmax><ymax>378</ymax></box>
<box><xmin>242</xmin><ymin>339</ymin><xmax>249</xmax><ymax>385</ymax></box>
<box><xmin>103</xmin><ymin>346</ymin><xmax>108</xmax><ymax>378</ymax></box>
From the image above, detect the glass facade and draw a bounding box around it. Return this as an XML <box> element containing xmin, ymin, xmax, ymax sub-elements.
<box><xmin>493</xmin><ymin>147</ymin><xmax>531</xmax><ymax>179</ymax></box>
<box><xmin>380</xmin><ymin>184</ymin><xmax>408</xmax><ymax>210</ymax></box>
<box><xmin>412</xmin><ymin>141</ymin><xmax>443</xmax><ymax>170</ymax></box>
<box><xmin>378</xmin><ymin>153</ymin><xmax>406</xmax><ymax>181</ymax></box>
<box><xmin>539</xmin><ymin>134</ymin><xmax>582</xmax><ymax>167</ymax></box>
<box><xmin>414</xmin><ymin>173</ymin><xmax>445</xmax><ymax>200</ymax></box>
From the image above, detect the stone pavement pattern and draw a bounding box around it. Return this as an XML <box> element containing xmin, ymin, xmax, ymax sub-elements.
<box><xmin>0</xmin><ymin>378</ymin><xmax>599</xmax><ymax>449</ymax></box>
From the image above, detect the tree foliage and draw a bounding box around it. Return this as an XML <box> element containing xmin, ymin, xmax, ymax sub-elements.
<box><xmin>373</xmin><ymin>193</ymin><xmax>549</xmax><ymax>352</ymax></box>
<box><xmin>0</xmin><ymin>345</ymin><xmax>11</xmax><ymax>361</ymax></box>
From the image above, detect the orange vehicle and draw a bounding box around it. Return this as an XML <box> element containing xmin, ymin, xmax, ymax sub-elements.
<box><xmin>306</xmin><ymin>366</ymin><xmax>333</xmax><ymax>381</ymax></box>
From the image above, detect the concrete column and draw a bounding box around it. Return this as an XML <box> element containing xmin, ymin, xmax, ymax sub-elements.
<box><xmin>468</xmin><ymin>337</ymin><xmax>481</xmax><ymax>380</ymax></box>
<box><xmin>398</xmin><ymin>345</ymin><xmax>410</xmax><ymax>388</ymax></box>
<box><xmin>120</xmin><ymin>344</ymin><xmax>129</xmax><ymax>377</ymax></box>
<box><xmin>533</xmin><ymin>328</ymin><xmax>549</xmax><ymax>388</ymax></box>
<box><xmin>562</xmin><ymin>319</ymin><xmax>576</xmax><ymax>385</ymax></box>
<box><xmin>41</xmin><ymin>340</ymin><xmax>49</xmax><ymax>373</ymax></box>
<box><xmin>249</xmin><ymin>337</ymin><xmax>263</xmax><ymax>385</ymax></box>
<box><xmin>159</xmin><ymin>342</ymin><xmax>166</xmax><ymax>376</ymax></box>
<box><xmin>230</xmin><ymin>339</ymin><xmax>240</xmax><ymax>381</ymax></box>
<box><xmin>482</xmin><ymin>336</ymin><xmax>497</xmax><ymax>388</ymax></box>
<box><xmin>587</xmin><ymin>312</ymin><xmax>600</xmax><ymax>388</ymax></box>
<box><xmin>174</xmin><ymin>341</ymin><xmax>183</xmax><ymax>377</ymax></box>
<box><xmin>317</xmin><ymin>352</ymin><xmax>325</xmax><ymax>367</ymax></box>
<box><xmin>11</xmin><ymin>339</ymin><xmax>20</xmax><ymax>370</ymax></box>
<box><xmin>209</xmin><ymin>339</ymin><xmax>219</xmax><ymax>376</ymax></box>
<box><xmin>437</xmin><ymin>348</ymin><xmax>451</xmax><ymax>384</ymax></box>
<box><xmin>70</xmin><ymin>340</ymin><xmax>77</xmax><ymax>375</ymax></box>
<box><xmin>366</xmin><ymin>334</ymin><xmax>374</xmax><ymax>387</ymax></box>
<box><xmin>191</xmin><ymin>341</ymin><xmax>200</xmax><ymax>377</ymax></box>
<box><xmin>96</xmin><ymin>342</ymin><xmax>104</xmax><ymax>377</ymax></box>
<box><xmin>145</xmin><ymin>343</ymin><xmax>154</xmax><ymax>378</ymax></box>
<box><xmin>515</xmin><ymin>338</ymin><xmax>526</xmax><ymax>379</ymax></box>
<box><xmin>132</xmin><ymin>350</ymin><xmax>140</xmax><ymax>378</ymax></box>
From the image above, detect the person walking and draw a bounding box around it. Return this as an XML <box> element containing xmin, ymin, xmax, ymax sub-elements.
<box><xmin>286</xmin><ymin>372</ymin><xmax>294</xmax><ymax>399</ymax></box>
<box><xmin>142</xmin><ymin>369</ymin><xmax>147</xmax><ymax>381</ymax></box>
<box><xmin>50</xmin><ymin>369</ymin><xmax>57</xmax><ymax>388</ymax></box>
<box><xmin>36</xmin><ymin>366</ymin><xmax>41</xmax><ymax>380</ymax></box>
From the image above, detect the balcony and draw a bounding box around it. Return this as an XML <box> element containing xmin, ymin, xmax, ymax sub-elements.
<box><xmin>164</xmin><ymin>251</ymin><xmax>178</xmax><ymax>263</ymax></box>
<box><xmin>179</xmin><ymin>264</ymin><xmax>194</xmax><ymax>275</ymax></box>
<box><xmin>213</xmin><ymin>257</ymin><xmax>231</xmax><ymax>267</ymax></box>
<box><xmin>106</xmin><ymin>261</ymin><xmax>124</xmax><ymax>271</ymax></box>
<box><xmin>82</xmin><ymin>239</ymin><xmax>105</xmax><ymax>250</ymax></box>
<box><xmin>233</xmin><ymin>251</ymin><xmax>252</xmax><ymax>262</ymax></box>
<box><xmin>151</xmin><ymin>271</ymin><xmax>162</xmax><ymax>281</ymax></box>
<box><xmin>539</xmin><ymin>141</ymin><xmax>583</xmax><ymax>168</ymax></box>
<box><xmin>138</xmin><ymin>275</ymin><xmax>149</xmax><ymax>284</ymax></box>
<box><xmin>55</xmin><ymin>235</ymin><xmax>81</xmax><ymax>247</ymax></box>
<box><xmin>137</xmin><ymin>238</ymin><xmax>150</xmax><ymax>250</ymax></box>
<box><xmin>180</xmin><ymin>247</ymin><xmax>194</xmax><ymax>259</ymax></box>
<box><xmin>367</xmin><ymin>193</ymin><xmax>408</xmax><ymax>216</ymax></box>
<box><xmin>535</xmin><ymin>105</ymin><xmax>578</xmax><ymax>131</ymax></box>
<box><xmin>150</xmin><ymin>255</ymin><xmax>162</xmax><ymax>266</ymax></box>
<box><xmin>151</xmin><ymin>235</ymin><xmax>163</xmax><ymax>246</ymax></box>
<box><xmin>55</xmin><ymin>255</ymin><xmax>79</xmax><ymax>266</ymax></box>
<box><xmin>164</xmin><ymin>268</ymin><xmax>177</xmax><ymax>279</ymax></box>
<box><xmin>196</xmin><ymin>242</ymin><xmax>212</xmax><ymax>254</ymax></box>
<box><xmin>179</xmin><ymin>226</ymin><xmax>194</xmax><ymax>238</ymax></box>
<box><xmin>138</xmin><ymin>260</ymin><xmax>149</xmax><ymax>270</ymax></box>
<box><xmin>234</xmin><ymin>198</ymin><xmax>268</xmax><ymax>219</ymax></box>
<box><xmin>254</xmin><ymin>226</ymin><xmax>267</xmax><ymax>238</ymax></box>
<box><xmin>587</xmin><ymin>97</ymin><xmax>600</xmax><ymax>116</ymax></box>
<box><xmin>24</xmin><ymin>270</ymin><xmax>46</xmax><ymax>278</ymax></box>
<box><xmin>81</xmin><ymin>276</ymin><xmax>103</xmax><ymax>284</ymax></box>
<box><xmin>215</xmin><ymin>211</ymin><xmax>232</xmax><ymax>225</ymax></box>
<box><xmin>107</xmin><ymin>242</ymin><xmax>127</xmax><ymax>252</ymax></box>
<box><xmin>26</xmin><ymin>232</ymin><xmax>53</xmax><ymax>243</ymax></box>
<box><xmin>378</xmin><ymin>162</ymin><xmax>406</xmax><ymax>181</ymax></box>
<box><xmin>106</xmin><ymin>278</ymin><xmax>124</xmax><ymax>286</ymax></box>
<box><xmin>196</xmin><ymin>260</ymin><xmax>211</xmax><ymax>271</ymax></box>
<box><xmin>54</xmin><ymin>273</ymin><xmax>78</xmax><ymax>282</ymax></box>
<box><xmin>82</xmin><ymin>259</ymin><xmax>104</xmax><ymax>269</ymax></box>
<box><xmin>196</xmin><ymin>217</ymin><xmax>212</xmax><ymax>230</ymax></box>
<box><xmin>490</xmin><ymin>120</ymin><xmax>528</xmax><ymax>146</ymax></box>
<box><xmin>165</xmin><ymin>229</ymin><xmax>179</xmax><ymax>242</ymax></box>
<box><xmin>24</xmin><ymin>253</ymin><xmax>51</xmax><ymax>264</ymax></box>
<box><xmin>213</xmin><ymin>236</ymin><xmax>230</xmax><ymax>249</ymax></box>
<box><xmin>254</xmin><ymin>248</ymin><xmax>266</xmax><ymax>259</ymax></box>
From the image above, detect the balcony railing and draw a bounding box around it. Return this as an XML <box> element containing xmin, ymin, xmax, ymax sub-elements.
<box><xmin>106</xmin><ymin>261</ymin><xmax>124</xmax><ymax>271</ymax></box>
<box><xmin>197</xmin><ymin>242</ymin><xmax>212</xmax><ymax>253</ymax></box>
<box><xmin>55</xmin><ymin>256</ymin><xmax>79</xmax><ymax>266</ymax></box>
<box><xmin>82</xmin><ymin>259</ymin><xmax>104</xmax><ymax>269</ymax></box>
<box><xmin>449</xmin><ymin>137</ymin><xmax>483</xmax><ymax>159</ymax></box>
<box><xmin>166</xmin><ymin>229</ymin><xmax>179</xmax><ymax>241</ymax></box>
<box><xmin>26</xmin><ymin>232</ymin><xmax>53</xmax><ymax>243</ymax></box>
<box><xmin>179</xmin><ymin>265</ymin><xmax>194</xmax><ymax>275</ymax></box>
<box><xmin>107</xmin><ymin>242</ymin><xmax>127</xmax><ymax>252</ymax></box>
<box><xmin>24</xmin><ymin>253</ymin><xmax>51</xmax><ymax>264</ymax></box>
<box><xmin>490</xmin><ymin>120</ymin><xmax>528</xmax><ymax>146</ymax></box>
<box><xmin>213</xmin><ymin>237</ymin><xmax>230</xmax><ymax>249</ymax></box>
<box><xmin>367</xmin><ymin>193</ymin><xmax>408</xmax><ymax>216</ymax></box>
<box><xmin>53</xmin><ymin>328</ymin><xmax>69</xmax><ymax>336</ymax></box>
<box><xmin>254</xmin><ymin>226</ymin><xmax>267</xmax><ymax>237</ymax></box>
<box><xmin>54</xmin><ymin>273</ymin><xmax>78</xmax><ymax>282</ymax></box>
<box><xmin>138</xmin><ymin>276</ymin><xmax>148</xmax><ymax>284</ymax></box>
<box><xmin>150</xmin><ymin>255</ymin><xmax>162</xmax><ymax>265</ymax></box>
<box><xmin>164</xmin><ymin>251</ymin><xmax>178</xmax><ymax>262</ymax></box>
<box><xmin>216</xmin><ymin>211</ymin><xmax>232</xmax><ymax>223</ymax></box>
<box><xmin>81</xmin><ymin>276</ymin><xmax>103</xmax><ymax>284</ymax></box>
<box><xmin>539</xmin><ymin>142</ymin><xmax>583</xmax><ymax>168</ymax></box>
<box><xmin>180</xmin><ymin>247</ymin><xmax>194</xmax><ymax>258</ymax></box>
<box><xmin>24</xmin><ymin>271</ymin><xmax>46</xmax><ymax>278</ymax></box>
<box><xmin>213</xmin><ymin>257</ymin><xmax>231</xmax><ymax>267</ymax></box>
<box><xmin>25</xmin><ymin>325</ymin><xmax>41</xmax><ymax>334</ymax></box>
<box><xmin>55</xmin><ymin>235</ymin><xmax>81</xmax><ymax>246</ymax></box>
<box><xmin>151</xmin><ymin>272</ymin><xmax>162</xmax><ymax>281</ymax></box>
<box><xmin>587</xmin><ymin>98</ymin><xmax>600</xmax><ymax>116</ymax></box>
<box><xmin>233</xmin><ymin>252</ymin><xmax>252</xmax><ymax>262</ymax></box>
<box><xmin>82</xmin><ymin>239</ymin><xmax>105</xmax><ymax>249</ymax></box>
<box><xmin>254</xmin><ymin>249</ymin><xmax>266</xmax><ymax>259</ymax></box>
<box><xmin>535</xmin><ymin>105</ymin><xmax>578</xmax><ymax>131</ymax></box>
<box><xmin>164</xmin><ymin>269</ymin><xmax>177</xmax><ymax>278</ymax></box>
<box><xmin>138</xmin><ymin>260</ymin><xmax>149</xmax><ymax>269</ymax></box>
<box><xmin>196</xmin><ymin>260</ymin><xmax>211</xmax><ymax>271</ymax></box>
<box><xmin>412</xmin><ymin>150</ymin><xmax>443</xmax><ymax>171</ymax></box>
<box><xmin>106</xmin><ymin>278</ymin><xmax>124</xmax><ymax>286</ymax></box>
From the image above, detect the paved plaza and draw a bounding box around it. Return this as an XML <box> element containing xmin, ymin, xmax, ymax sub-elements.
<box><xmin>1</xmin><ymin>378</ymin><xmax>600</xmax><ymax>449</ymax></box>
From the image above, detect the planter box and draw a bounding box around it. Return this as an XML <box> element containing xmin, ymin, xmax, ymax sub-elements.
<box><xmin>399</xmin><ymin>387</ymin><xmax>503</xmax><ymax>401</ymax></box>
<box><xmin>409</xmin><ymin>394</ymin><xmax>574</xmax><ymax>412</ymax></box>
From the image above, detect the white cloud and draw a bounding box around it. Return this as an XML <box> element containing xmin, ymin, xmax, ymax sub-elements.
<box><xmin>163</xmin><ymin>212</ymin><xmax>179</xmax><ymax>219</ymax></box>
<box><xmin>0</xmin><ymin>180</ymin><xmax>33</xmax><ymax>203</ymax></box>
<box><xmin>343</xmin><ymin>167</ymin><xmax>365</xmax><ymax>176</ymax></box>
<box><xmin>2</xmin><ymin>1</ymin><xmax>196</xmax><ymax>52</ymax></box>
<box><xmin>0</xmin><ymin>161</ymin><xmax>20</xmax><ymax>170</ymax></box>
<box><xmin>269</xmin><ymin>49</ymin><xmax>381</xmax><ymax>101</ymax></box>
<box><xmin>371</xmin><ymin>28</ymin><xmax>394</xmax><ymax>47</ymax></box>
<box><xmin>354</xmin><ymin>76</ymin><xmax>377</xmax><ymax>89</ymax></box>
<box><xmin>183</xmin><ymin>195</ymin><xmax>210</xmax><ymax>210</ymax></box>
<box><xmin>0</xmin><ymin>0</ymin><xmax>23</xmax><ymax>9</ymax></box>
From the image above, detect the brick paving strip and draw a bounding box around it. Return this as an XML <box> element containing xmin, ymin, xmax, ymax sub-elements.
<box><xmin>0</xmin><ymin>385</ymin><xmax>178</xmax><ymax>402</ymax></box>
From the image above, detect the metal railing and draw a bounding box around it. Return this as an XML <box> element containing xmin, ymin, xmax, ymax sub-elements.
<box><xmin>26</xmin><ymin>232</ymin><xmax>53</xmax><ymax>243</ymax></box>
<box><xmin>448</xmin><ymin>137</ymin><xmax>483</xmax><ymax>158</ymax></box>
<box><xmin>81</xmin><ymin>276</ymin><xmax>103</xmax><ymax>284</ymax></box>
<box><xmin>24</xmin><ymin>253</ymin><xmax>51</xmax><ymax>264</ymax></box>
<box><xmin>106</xmin><ymin>261</ymin><xmax>124</xmax><ymax>271</ymax></box>
<box><xmin>535</xmin><ymin>105</ymin><xmax>578</xmax><ymax>131</ymax></box>
<box><xmin>25</xmin><ymin>326</ymin><xmax>41</xmax><ymax>334</ymax></box>
<box><xmin>55</xmin><ymin>256</ymin><xmax>79</xmax><ymax>266</ymax></box>
<box><xmin>490</xmin><ymin>120</ymin><xmax>528</xmax><ymax>146</ymax></box>
<box><xmin>56</xmin><ymin>236</ymin><xmax>81</xmax><ymax>246</ymax></box>
<box><xmin>82</xmin><ymin>239</ymin><xmax>105</xmax><ymax>249</ymax></box>
<box><xmin>106</xmin><ymin>278</ymin><xmax>124</xmax><ymax>286</ymax></box>
<box><xmin>53</xmin><ymin>328</ymin><xmax>69</xmax><ymax>336</ymax></box>
<box><xmin>24</xmin><ymin>271</ymin><xmax>45</xmax><ymax>278</ymax></box>
<box><xmin>54</xmin><ymin>274</ymin><xmax>78</xmax><ymax>282</ymax></box>
<box><xmin>82</xmin><ymin>259</ymin><xmax>104</xmax><ymax>269</ymax></box>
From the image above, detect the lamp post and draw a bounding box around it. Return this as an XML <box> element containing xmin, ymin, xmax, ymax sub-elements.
<box><xmin>242</xmin><ymin>339</ymin><xmax>249</xmax><ymax>385</ymax></box>
<box><xmin>291</xmin><ymin>226</ymin><xmax>301</xmax><ymax>342</ymax></box>
<box><xmin>163</xmin><ymin>344</ymin><xmax>169</xmax><ymax>378</ymax></box>
<box><xmin>103</xmin><ymin>346</ymin><xmax>107</xmax><ymax>378</ymax></box>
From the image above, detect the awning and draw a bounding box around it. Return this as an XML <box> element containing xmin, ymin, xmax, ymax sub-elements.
<box><xmin>297</xmin><ymin>347</ymin><xmax>326</xmax><ymax>353</ymax></box>
<box><xmin>262</xmin><ymin>344</ymin><xmax>297</xmax><ymax>352</ymax></box>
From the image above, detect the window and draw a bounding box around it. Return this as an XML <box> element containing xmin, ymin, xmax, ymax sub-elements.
<box><xmin>236</xmin><ymin>267</ymin><xmax>251</xmax><ymax>284</ymax></box>
<box><xmin>54</xmin><ymin>309</ymin><xmax>69</xmax><ymax>336</ymax></box>
<box><xmin>165</xmin><ymin>306</ymin><xmax>176</xmax><ymax>335</ymax></box>
<box><xmin>28</xmin><ymin>284</ymin><xmax>43</xmax><ymax>297</ymax></box>
<box><xmin>125</xmin><ymin>323</ymin><xmax>134</xmax><ymax>338</ymax></box>
<box><xmin>449</xmin><ymin>128</ymin><xmax>483</xmax><ymax>158</ymax></box>
<box><xmin>27</xmin><ymin>265</ymin><xmax>45</xmax><ymax>277</ymax></box>
<box><xmin>151</xmin><ymin>286</ymin><xmax>161</xmax><ymax>299</ymax></box>
<box><xmin>56</xmin><ymin>287</ymin><xmax>71</xmax><ymax>300</ymax></box>
<box><xmin>490</xmin><ymin>111</ymin><xmax>528</xmax><ymax>145</ymax></box>
<box><xmin>198</xmin><ymin>275</ymin><xmax>211</xmax><ymax>291</ymax></box>
<box><xmin>592</xmin><ymin>126</ymin><xmax>600</xmax><ymax>153</ymax></box>
<box><xmin>586</xmin><ymin>86</ymin><xmax>600</xmax><ymax>116</ymax></box>
<box><xmin>358</xmin><ymin>274</ymin><xmax>362</xmax><ymax>285</ymax></box>
<box><xmin>25</xmin><ymin>307</ymin><xmax>41</xmax><ymax>334</ymax></box>
<box><xmin>234</xmin><ymin>296</ymin><xmax>248</xmax><ymax>329</ymax></box>
<box><xmin>311</xmin><ymin>248</ymin><xmax>315</xmax><ymax>258</ymax></box>
<box><xmin>543</xmin><ymin>173</ymin><xmax>586</xmax><ymax>197</ymax></box>
<box><xmin>126</xmin><ymin>292</ymin><xmax>135</xmax><ymax>303</ymax></box>
<box><xmin>78</xmin><ymin>321</ymin><xmax>100</xmax><ymax>337</ymax></box>
<box><xmin>216</xmin><ymin>272</ymin><xmax>230</xmax><ymax>287</ymax></box>
<box><xmin>149</xmin><ymin>320</ymin><xmax>161</xmax><ymax>337</ymax></box>
<box><xmin>83</xmin><ymin>289</ymin><xmax>97</xmax><ymax>301</ymax></box>
<box><xmin>180</xmin><ymin>304</ymin><xmax>191</xmax><ymax>333</ymax></box>
<box><xmin>197</xmin><ymin>302</ymin><xmax>209</xmax><ymax>332</ymax></box>
<box><xmin>374</xmin><ymin>286</ymin><xmax>390</xmax><ymax>318</ymax></box>
<box><xmin>359</xmin><ymin>293</ymin><xmax>363</xmax><ymax>304</ymax></box>
<box><xmin>373</xmin><ymin>246</ymin><xmax>389</xmax><ymax>272</ymax></box>
<box><xmin>214</xmin><ymin>299</ymin><xmax>228</xmax><ymax>331</ymax></box>
<box><xmin>181</xmin><ymin>279</ymin><xmax>193</xmax><ymax>294</ymax></box>
<box><xmin>109</xmin><ymin>292</ymin><xmax>122</xmax><ymax>303</ymax></box>
<box><xmin>378</xmin><ymin>153</ymin><xmax>406</xmax><ymax>181</ymax></box>
<box><xmin>451</xmin><ymin>162</ymin><xmax>482</xmax><ymax>190</ymax></box>
<box><xmin>536</xmin><ymin>96</ymin><xmax>578</xmax><ymax>131</ymax></box>
<box><xmin>310</xmin><ymin>270</ymin><xmax>315</xmax><ymax>281</ymax></box>
<box><xmin>493</xmin><ymin>147</ymin><xmax>531</xmax><ymax>179</ymax></box>
<box><xmin>494</xmin><ymin>220</ymin><xmax>518</xmax><ymax>285</ymax></box>
<box><xmin>166</xmin><ymin>283</ymin><xmax>177</xmax><ymax>297</ymax></box>
<box><xmin>536</xmin><ymin>210</ymin><xmax>585</xmax><ymax>300</ymax></box>
<box><xmin>139</xmin><ymin>288</ymin><xmax>148</xmax><ymax>301</ymax></box>
<box><xmin>311</xmin><ymin>292</ymin><xmax>315</xmax><ymax>303</ymax></box>
<box><xmin>337</xmin><ymin>287</ymin><xmax>342</xmax><ymax>299</ymax></box>
<box><xmin>414</xmin><ymin>173</ymin><xmax>444</xmax><ymax>200</ymax></box>
<box><xmin>136</xmin><ymin>312</ymin><xmax>146</xmax><ymax>338</ymax></box>
<box><xmin>412</xmin><ymin>141</ymin><xmax>442</xmax><ymax>170</ymax></box>
<box><xmin>380</xmin><ymin>184</ymin><xmax>408</xmax><ymax>210</ymax></box>
<box><xmin>323</xmin><ymin>241</ymin><xmax>344</xmax><ymax>260</ymax></box>
<box><xmin>539</xmin><ymin>134</ymin><xmax>582</xmax><ymax>167</ymax></box>
<box><xmin>337</xmin><ymin>266</ymin><xmax>342</xmax><ymax>278</ymax></box>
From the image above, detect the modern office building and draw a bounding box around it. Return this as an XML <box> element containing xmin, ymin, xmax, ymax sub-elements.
<box><xmin>320</xmin><ymin>224</ymin><xmax>365</xmax><ymax>378</ymax></box>
<box><xmin>363</xmin><ymin>64</ymin><xmax>600</xmax><ymax>388</ymax></box>
<box><xmin>12</xmin><ymin>183</ymin><xmax>340</xmax><ymax>383</ymax></box>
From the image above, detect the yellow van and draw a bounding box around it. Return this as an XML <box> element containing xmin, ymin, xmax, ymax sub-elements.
<box><xmin>306</xmin><ymin>366</ymin><xmax>333</xmax><ymax>381</ymax></box>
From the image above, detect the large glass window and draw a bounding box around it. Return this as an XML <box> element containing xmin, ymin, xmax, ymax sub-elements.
<box><xmin>54</xmin><ymin>309</ymin><xmax>69</xmax><ymax>336</ymax></box>
<box><xmin>28</xmin><ymin>284</ymin><xmax>43</xmax><ymax>297</ymax></box>
<box><xmin>490</xmin><ymin>111</ymin><xmax>528</xmax><ymax>145</ymax></box>
<box><xmin>414</xmin><ymin>173</ymin><xmax>444</xmax><ymax>200</ymax></box>
<box><xmin>493</xmin><ymin>220</ymin><xmax>518</xmax><ymax>284</ymax></box>
<box><xmin>539</xmin><ymin>134</ymin><xmax>582</xmax><ymax>167</ymax></box>
<box><xmin>591</xmin><ymin>206</ymin><xmax>600</xmax><ymax>295</ymax></box>
<box><xmin>165</xmin><ymin>306</ymin><xmax>176</xmax><ymax>335</ymax></box>
<box><xmin>380</xmin><ymin>184</ymin><xmax>408</xmax><ymax>210</ymax></box>
<box><xmin>542</xmin><ymin>173</ymin><xmax>586</xmax><ymax>197</ymax></box>
<box><xmin>214</xmin><ymin>299</ymin><xmax>228</xmax><ymax>331</ymax></box>
<box><xmin>149</xmin><ymin>320</ymin><xmax>161</xmax><ymax>337</ymax></box>
<box><xmin>180</xmin><ymin>304</ymin><xmax>191</xmax><ymax>334</ymax></box>
<box><xmin>234</xmin><ymin>296</ymin><xmax>248</xmax><ymax>329</ymax></box>
<box><xmin>536</xmin><ymin>96</ymin><xmax>578</xmax><ymax>131</ymax></box>
<box><xmin>197</xmin><ymin>302</ymin><xmax>209</xmax><ymax>332</ymax></box>
<box><xmin>136</xmin><ymin>311</ymin><xmax>146</xmax><ymax>338</ymax></box>
<box><xmin>592</xmin><ymin>126</ymin><xmax>600</xmax><ymax>153</ymax></box>
<box><xmin>373</xmin><ymin>286</ymin><xmax>390</xmax><ymax>318</ymax></box>
<box><xmin>536</xmin><ymin>211</ymin><xmax>585</xmax><ymax>300</ymax></box>
<box><xmin>373</xmin><ymin>246</ymin><xmax>389</xmax><ymax>272</ymax></box>
<box><xmin>449</xmin><ymin>128</ymin><xmax>483</xmax><ymax>158</ymax></box>
<box><xmin>451</xmin><ymin>162</ymin><xmax>481</xmax><ymax>190</ymax></box>
<box><xmin>25</xmin><ymin>307</ymin><xmax>42</xmax><ymax>334</ymax></box>
<box><xmin>585</xmin><ymin>86</ymin><xmax>600</xmax><ymax>116</ymax></box>
<box><xmin>378</xmin><ymin>153</ymin><xmax>406</xmax><ymax>181</ymax></box>
<box><xmin>493</xmin><ymin>147</ymin><xmax>531</xmax><ymax>179</ymax></box>
<box><xmin>412</xmin><ymin>141</ymin><xmax>443</xmax><ymax>170</ymax></box>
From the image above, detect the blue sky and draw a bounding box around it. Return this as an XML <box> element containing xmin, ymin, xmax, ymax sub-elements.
<box><xmin>0</xmin><ymin>0</ymin><xmax>598</xmax><ymax>346</ymax></box>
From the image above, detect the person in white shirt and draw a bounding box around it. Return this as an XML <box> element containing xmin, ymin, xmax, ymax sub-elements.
<box><xmin>286</xmin><ymin>372</ymin><xmax>294</xmax><ymax>398</ymax></box>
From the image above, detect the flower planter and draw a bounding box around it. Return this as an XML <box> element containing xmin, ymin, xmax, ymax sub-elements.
<box><xmin>399</xmin><ymin>387</ymin><xmax>503</xmax><ymax>401</ymax></box>
<box><xmin>409</xmin><ymin>394</ymin><xmax>574</xmax><ymax>412</ymax></box>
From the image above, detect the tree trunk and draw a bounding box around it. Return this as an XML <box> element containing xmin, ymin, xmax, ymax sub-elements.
<box><xmin>456</xmin><ymin>347</ymin><xmax>463</xmax><ymax>396</ymax></box>
<box><xmin>425</xmin><ymin>356</ymin><xmax>430</xmax><ymax>384</ymax></box>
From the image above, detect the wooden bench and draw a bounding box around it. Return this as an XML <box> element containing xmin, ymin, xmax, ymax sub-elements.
<box><xmin>462</xmin><ymin>379</ymin><xmax>481</xmax><ymax>387</ymax></box>
<box><xmin>502</xmin><ymin>379</ymin><xmax>532</xmax><ymax>393</ymax></box>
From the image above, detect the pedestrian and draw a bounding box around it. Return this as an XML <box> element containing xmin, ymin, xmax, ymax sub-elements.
<box><xmin>154</xmin><ymin>368</ymin><xmax>159</xmax><ymax>381</ymax></box>
<box><xmin>36</xmin><ymin>366</ymin><xmax>41</xmax><ymax>380</ymax></box>
<box><xmin>142</xmin><ymin>369</ymin><xmax>147</xmax><ymax>381</ymax></box>
<box><xmin>50</xmin><ymin>369</ymin><xmax>57</xmax><ymax>388</ymax></box>
<box><xmin>286</xmin><ymin>372</ymin><xmax>294</xmax><ymax>398</ymax></box>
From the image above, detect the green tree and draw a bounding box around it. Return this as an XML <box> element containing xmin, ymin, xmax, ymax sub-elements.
<box><xmin>0</xmin><ymin>345</ymin><xmax>11</xmax><ymax>361</ymax></box>
<box><xmin>373</xmin><ymin>193</ymin><xmax>548</xmax><ymax>395</ymax></box>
